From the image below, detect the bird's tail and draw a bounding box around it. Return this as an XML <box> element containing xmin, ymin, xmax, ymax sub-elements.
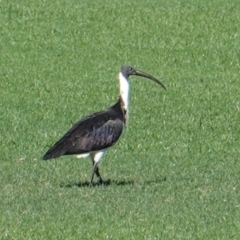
<box><xmin>42</xmin><ymin>138</ymin><xmax>68</xmax><ymax>160</ymax></box>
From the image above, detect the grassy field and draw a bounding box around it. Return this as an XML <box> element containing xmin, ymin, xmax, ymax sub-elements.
<box><xmin>1</xmin><ymin>0</ymin><xmax>240</xmax><ymax>239</ymax></box>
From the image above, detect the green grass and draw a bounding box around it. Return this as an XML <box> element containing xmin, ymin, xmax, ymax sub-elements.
<box><xmin>1</xmin><ymin>0</ymin><xmax>240</xmax><ymax>239</ymax></box>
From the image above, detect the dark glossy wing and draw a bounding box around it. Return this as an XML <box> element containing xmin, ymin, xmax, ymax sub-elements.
<box><xmin>43</xmin><ymin>103</ymin><xmax>124</xmax><ymax>160</ymax></box>
<box><xmin>69</xmin><ymin>119</ymin><xmax>124</xmax><ymax>154</ymax></box>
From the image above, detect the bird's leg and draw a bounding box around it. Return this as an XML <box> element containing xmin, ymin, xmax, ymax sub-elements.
<box><xmin>89</xmin><ymin>163</ymin><xmax>96</xmax><ymax>186</ymax></box>
<box><xmin>95</xmin><ymin>166</ymin><xmax>103</xmax><ymax>184</ymax></box>
<box><xmin>89</xmin><ymin>162</ymin><xmax>103</xmax><ymax>186</ymax></box>
<box><xmin>89</xmin><ymin>161</ymin><xmax>100</xmax><ymax>186</ymax></box>
<box><xmin>89</xmin><ymin>151</ymin><xmax>105</xmax><ymax>186</ymax></box>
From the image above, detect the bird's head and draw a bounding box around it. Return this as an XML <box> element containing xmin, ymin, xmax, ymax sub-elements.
<box><xmin>121</xmin><ymin>65</ymin><xmax>166</xmax><ymax>90</ymax></box>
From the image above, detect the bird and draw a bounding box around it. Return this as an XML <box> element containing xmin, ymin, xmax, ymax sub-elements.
<box><xmin>42</xmin><ymin>65</ymin><xmax>166</xmax><ymax>186</ymax></box>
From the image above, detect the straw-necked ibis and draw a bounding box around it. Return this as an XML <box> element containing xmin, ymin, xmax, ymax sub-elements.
<box><xmin>43</xmin><ymin>65</ymin><xmax>166</xmax><ymax>186</ymax></box>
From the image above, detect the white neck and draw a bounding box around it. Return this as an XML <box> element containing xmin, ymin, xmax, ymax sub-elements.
<box><xmin>119</xmin><ymin>72</ymin><xmax>130</xmax><ymax>111</ymax></box>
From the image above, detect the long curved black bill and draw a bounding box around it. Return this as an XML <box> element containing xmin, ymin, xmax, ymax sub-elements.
<box><xmin>135</xmin><ymin>70</ymin><xmax>166</xmax><ymax>90</ymax></box>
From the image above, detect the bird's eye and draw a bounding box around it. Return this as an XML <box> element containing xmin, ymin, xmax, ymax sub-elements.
<box><xmin>129</xmin><ymin>67</ymin><xmax>132</xmax><ymax>71</ymax></box>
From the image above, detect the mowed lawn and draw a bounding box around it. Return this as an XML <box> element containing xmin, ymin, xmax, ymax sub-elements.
<box><xmin>1</xmin><ymin>0</ymin><xmax>240</xmax><ymax>239</ymax></box>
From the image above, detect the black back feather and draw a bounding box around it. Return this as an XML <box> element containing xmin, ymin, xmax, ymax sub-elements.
<box><xmin>43</xmin><ymin>99</ymin><xmax>125</xmax><ymax>160</ymax></box>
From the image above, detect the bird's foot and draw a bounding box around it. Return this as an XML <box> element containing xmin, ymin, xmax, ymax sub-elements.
<box><xmin>99</xmin><ymin>178</ymin><xmax>111</xmax><ymax>186</ymax></box>
<box><xmin>88</xmin><ymin>178</ymin><xmax>103</xmax><ymax>187</ymax></box>
<box><xmin>88</xmin><ymin>178</ymin><xmax>110</xmax><ymax>187</ymax></box>
<box><xmin>97</xmin><ymin>177</ymin><xmax>104</xmax><ymax>185</ymax></box>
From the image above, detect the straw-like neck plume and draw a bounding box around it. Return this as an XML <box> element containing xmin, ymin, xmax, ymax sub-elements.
<box><xmin>119</xmin><ymin>72</ymin><xmax>129</xmax><ymax>112</ymax></box>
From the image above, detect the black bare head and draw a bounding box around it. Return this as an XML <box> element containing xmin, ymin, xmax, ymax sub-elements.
<box><xmin>121</xmin><ymin>65</ymin><xmax>166</xmax><ymax>90</ymax></box>
<box><xmin>121</xmin><ymin>65</ymin><xmax>138</xmax><ymax>78</ymax></box>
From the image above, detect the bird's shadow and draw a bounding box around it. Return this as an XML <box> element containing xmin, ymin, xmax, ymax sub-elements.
<box><xmin>60</xmin><ymin>176</ymin><xmax>167</xmax><ymax>188</ymax></box>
